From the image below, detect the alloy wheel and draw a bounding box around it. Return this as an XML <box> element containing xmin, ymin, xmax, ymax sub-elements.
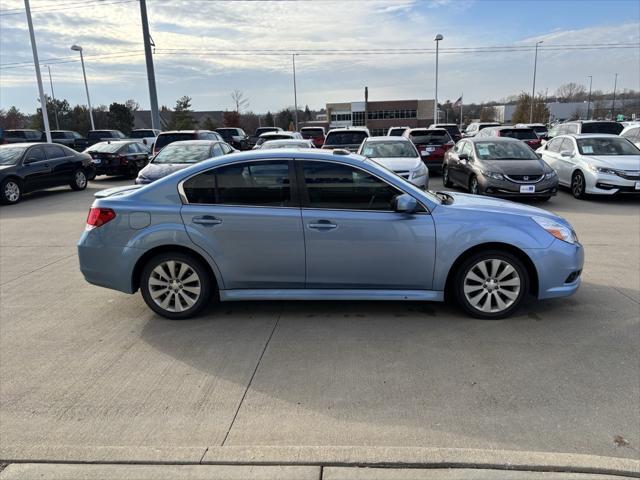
<box><xmin>572</xmin><ymin>172</ymin><xmax>585</xmax><ymax>198</ymax></box>
<box><xmin>148</xmin><ymin>260</ymin><xmax>202</xmax><ymax>313</ymax></box>
<box><xmin>75</xmin><ymin>171</ymin><xmax>87</xmax><ymax>188</ymax></box>
<box><xmin>463</xmin><ymin>258</ymin><xmax>521</xmax><ymax>313</ymax></box>
<box><xmin>4</xmin><ymin>181</ymin><xmax>20</xmax><ymax>203</ymax></box>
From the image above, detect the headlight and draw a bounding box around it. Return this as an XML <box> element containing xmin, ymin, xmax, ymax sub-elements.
<box><xmin>544</xmin><ymin>170</ymin><xmax>557</xmax><ymax>179</ymax></box>
<box><xmin>482</xmin><ymin>171</ymin><xmax>504</xmax><ymax>180</ymax></box>
<box><xmin>532</xmin><ymin>216</ymin><xmax>578</xmax><ymax>244</ymax></box>
<box><xmin>411</xmin><ymin>167</ymin><xmax>427</xmax><ymax>179</ymax></box>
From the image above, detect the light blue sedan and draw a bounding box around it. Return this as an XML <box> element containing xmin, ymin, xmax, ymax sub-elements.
<box><xmin>78</xmin><ymin>149</ymin><xmax>584</xmax><ymax>320</ymax></box>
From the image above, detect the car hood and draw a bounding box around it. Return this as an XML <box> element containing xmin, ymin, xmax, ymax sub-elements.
<box><xmin>582</xmin><ymin>155</ymin><xmax>640</xmax><ymax>170</ymax></box>
<box><xmin>478</xmin><ymin>159</ymin><xmax>548</xmax><ymax>174</ymax></box>
<box><xmin>0</xmin><ymin>165</ymin><xmax>17</xmax><ymax>173</ymax></box>
<box><xmin>138</xmin><ymin>162</ymin><xmax>193</xmax><ymax>181</ymax></box>
<box><xmin>369</xmin><ymin>157</ymin><xmax>422</xmax><ymax>171</ymax></box>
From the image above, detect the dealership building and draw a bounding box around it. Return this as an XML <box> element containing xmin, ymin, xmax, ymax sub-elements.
<box><xmin>325</xmin><ymin>99</ymin><xmax>436</xmax><ymax>136</ymax></box>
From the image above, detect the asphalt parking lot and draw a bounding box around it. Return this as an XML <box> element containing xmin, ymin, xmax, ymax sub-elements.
<box><xmin>0</xmin><ymin>175</ymin><xmax>638</xmax><ymax>472</ymax></box>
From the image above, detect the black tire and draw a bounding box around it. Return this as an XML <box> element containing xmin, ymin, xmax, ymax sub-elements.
<box><xmin>70</xmin><ymin>169</ymin><xmax>88</xmax><ymax>191</ymax></box>
<box><xmin>469</xmin><ymin>175</ymin><xmax>480</xmax><ymax>195</ymax></box>
<box><xmin>0</xmin><ymin>177</ymin><xmax>21</xmax><ymax>205</ymax></box>
<box><xmin>571</xmin><ymin>170</ymin><xmax>587</xmax><ymax>199</ymax></box>
<box><xmin>443</xmin><ymin>164</ymin><xmax>453</xmax><ymax>187</ymax></box>
<box><xmin>125</xmin><ymin>164</ymin><xmax>139</xmax><ymax>180</ymax></box>
<box><xmin>140</xmin><ymin>252</ymin><xmax>213</xmax><ymax>320</ymax></box>
<box><xmin>453</xmin><ymin>249</ymin><xmax>529</xmax><ymax>320</ymax></box>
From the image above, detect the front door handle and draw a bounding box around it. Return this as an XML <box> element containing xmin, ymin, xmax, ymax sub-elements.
<box><xmin>308</xmin><ymin>220</ymin><xmax>337</xmax><ymax>230</ymax></box>
<box><xmin>192</xmin><ymin>215</ymin><xmax>222</xmax><ymax>226</ymax></box>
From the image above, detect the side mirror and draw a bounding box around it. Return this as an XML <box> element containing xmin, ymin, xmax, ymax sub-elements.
<box><xmin>392</xmin><ymin>193</ymin><xmax>418</xmax><ymax>213</ymax></box>
<box><xmin>458</xmin><ymin>153</ymin><xmax>469</xmax><ymax>164</ymax></box>
<box><xmin>24</xmin><ymin>157</ymin><xmax>37</xmax><ymax>164</ymax></box>
<box><xmin>560</xmin><ymin>150</ymin><xmax>573</xmax><ymax>158</ymax></box>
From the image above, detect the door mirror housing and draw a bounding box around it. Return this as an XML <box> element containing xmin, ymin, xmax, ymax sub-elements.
<box><xmin>560</xmin><ymin>150</ymin><xmax>573</xmax><ymax>158</ymax></box>
<box><xmin>458</xmin><ymin>153</ymin><xmax>469</xmax><ymax>162</ymax></box>
<box><xmin>392</xmin><ymin>194</ymin><xmax>418</xmax><ymax>213</ymax></box>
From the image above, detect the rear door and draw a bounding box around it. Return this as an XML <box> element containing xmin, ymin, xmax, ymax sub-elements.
<box><xmin>180</xmin><ymin>159</ymin><xmax>305</xmax><ymax>289</ymax></box>
<box><xmin>298</xmin><ymin>159</ymin><xmax>436</xmax><ymax>289</ymax></box>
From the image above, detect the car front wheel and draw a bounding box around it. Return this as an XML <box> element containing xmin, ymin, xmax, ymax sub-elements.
<box><xmin>1</xmin><ymin>178</ymin><xmax>21</xmax><ymax>204</ymax></box>
<box><xmin>454</xmin><ymin>250</ymin><xmax>529</xmax><ymax>319</ymax></box>
<box><xmin>443</xmin><ymin>165</ymin><xmax>453</xmax><ymax>187</ymax></box>
<box><xmin>571</xmin><ymin>171</ymin><xmax>587</xmax><ymax>199</ymax></box>
<box><xmin>140</xmin><ymin>252</ymin><xmax>212</xmax><ymax>319</ymax></box>
<box><xmin>469</xmin><ymin>175</ymin><xmax>480</xmax><ymax>195</ymax></box>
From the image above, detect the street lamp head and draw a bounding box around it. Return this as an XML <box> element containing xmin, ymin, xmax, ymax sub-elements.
<box><xmin>537</xmin><ymin>40</ymin><xmax>544</xmax><ymax>45</ymax></box>
<box><xmin>434</xmin><ymin>34</ymin><xmax>443</xmax><ymax>41</ymax></box>
<box><xmin>70</xmin><ymin>45</ymin><xmax>82</xmax><ymax>52</ymax></box>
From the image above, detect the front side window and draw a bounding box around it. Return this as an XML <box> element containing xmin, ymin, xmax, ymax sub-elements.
<box><xmin>183</xmin><ymin>160</ymin><xmax>291</xmax><ymax>206</ymax></box>
<box><xmin>560</xmin><ymin>138</ymin><xmax>575</xmax><ymax>154</ymax></box>
<box><xmin>25</xmin><ymin>146</ymin><xmax>46</xmax><ymax>163</ymax></box>
<box><xmin>546</xmin><ymin>137</ymin><xmax>564</xmax><ymax>153</ymax></box>
<box><xmin>301</xmin><ymin>161</ymin><xmax>400</xmax><ymax>211</ymax></box>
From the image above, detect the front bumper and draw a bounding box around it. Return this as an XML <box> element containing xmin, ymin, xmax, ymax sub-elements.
<box><xmin>525</xmin><ymin>239</ymin><xmax>584</xmax><ymax>300</ymax></box>
<box><xmin>585</xmin><ymin>171</ymin><xmax>640</xmax><ymax>195</ymax></box>
<box><xmin>479</xmin><ymin>176</ymin><xmax>559</xmax><ymax>198</ymax></box>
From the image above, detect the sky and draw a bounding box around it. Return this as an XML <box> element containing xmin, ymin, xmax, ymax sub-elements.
<box><xmin>0</xmin><ymin>0</ymin><xmax>639</xmax><ymax>115</ymax></box>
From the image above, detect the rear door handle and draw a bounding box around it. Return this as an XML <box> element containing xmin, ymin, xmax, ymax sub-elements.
<box><xmin>192</xmin><ymin>215</ymin><xmax>222</xmax><ymax>226</ymax></box>
<box><xmin>308</xmin><ymin>220</ymin><xmax>337</xmax><ymax>230</ymax></box>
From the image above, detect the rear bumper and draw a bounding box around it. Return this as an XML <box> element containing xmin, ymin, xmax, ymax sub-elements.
<box><xmin>525</xmin><ymin>239</ymin><xmax>584</xmax><ymax>300</ymax></box>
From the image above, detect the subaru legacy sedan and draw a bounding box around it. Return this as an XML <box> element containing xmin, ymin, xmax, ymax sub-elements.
<box><xmin>78</xmin><ymin>150</ymin><xmax>583</xmax><ymax>320</ymax></box>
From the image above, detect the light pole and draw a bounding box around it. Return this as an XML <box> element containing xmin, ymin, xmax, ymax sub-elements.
<box><xmin>43</xmin><ymin>65</ymin><xmax>59</xmax><ymax>130</ymax></box>
<box><xmin>139</xmin><ymin>0</ymin><xmax>161</xmax><ymax>131</ymax></box>
<box><xmin>529</xmin><ymin>40</ymin><xmax>543</xmax><ymax>123</ymax></box>
<box><xmin>611</xmin><ymin>73</ymin><xmax>618</xmax><ymax>120</ymax></box>
<box><xmin>71</xmin><ymin>45</ymin><xmax>95</xmax><ymax>130</ymax></box>
<box><xmin>586</xmin><ymin>75</ymin><xmax>593</xmax><ymax>120</ymax></box>
<box><xmin>434</xmin><ymin>33</ymin><xmax>443</xmax><ymax>124</ymax></box>
<box><xmin>292</xmin><ymin>54</ymin><xmax>299</xmax><ymax>131</ymax></box>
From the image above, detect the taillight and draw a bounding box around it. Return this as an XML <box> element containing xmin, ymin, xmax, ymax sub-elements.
<box><xmin>86</xmin><ymin>207</ymin><xmax>116</xmax><ymax>230</ymax></box>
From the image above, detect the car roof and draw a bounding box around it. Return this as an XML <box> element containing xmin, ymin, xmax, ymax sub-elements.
<box><xmin>90</xmin><ymin>140</ymin><xmax>136</xmax><ymax>146</ymax></box>
<box><xmin>260</xmin><ymin>131</ymin><xmax>296</xmax><ymax>137</ymax></box>
<box><xmin>468</xmin><ymin>136</ymin><xmax>521</xmax><ymax>143</ymax></box>
<box><xmin>558</xmin><ymin>133</ymin><xmax>622</xmax><ymax>139</ymax></box>
<box><xmin>364</xmin><ymin>136</ymin><xmax>412</xmax><ymax>142</ymax></box>
<box><xmin>263</xmin><ymin>139</ymin><xmax>310</xmax><ymax>144</ymax></box>
<box><xmin>408</xmin><ymin>127</ymin><xmax>447</xmax><ymax>132</ymax></box>
<box><xmin>327</xmin><ymin>128</ymin><xmax>369</xmax><ymax>133</ymax></box>
<box><xmin>0</xmin><ymin>142</ymin><xmax>42</xmax><ymax>147</ymax></box>
<box><xmin>158</xmin><ymin>130</ymin><xmax>211</xmax><ymax>134</ymax></box>
<box><xmin>160</xmin><ymin>140</ymin><xmax>219</xmax><ymax>146</ymax></box>
<box><xmin>563</xmin><ymin>120</ymin><xmax>620</xmax><ymax>124</ymax></box>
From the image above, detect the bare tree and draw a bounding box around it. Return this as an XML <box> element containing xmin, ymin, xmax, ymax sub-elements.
<box><xmin>555</xmin><ymin>83</ymin><xmax>587</xmax><ymax>102</ymax></box>
<box><xmin>231</xmin><ymin>90</ymin><xmax>249</xmax><ymax>114</ymax></box>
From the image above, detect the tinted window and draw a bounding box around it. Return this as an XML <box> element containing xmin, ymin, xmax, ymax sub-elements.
<box><xmin>88</xmin><ymin>131</ymin><xmax>110</xmax><ymax>140</ymax></box>
<box><xmin>183</xmin><ymin>160</ymin><xmax>291</xmax><ymax>206</ymax></box>
<box><xmin>45</xmin><ymin>145</ymin><xmax>67</xmax><ymax>159</ymax></box>
<box><xmin>130</xmin><ymin>130</ymin><xmax>155</xmax><ymax>138</ymax></box>
<box><xmin>125</xmin><ymin>143</ymin><xmax>140</xmax><ymax>154</ymax></box>
<box><xmin>500</xmin><ymin>128</ymin><xmax>537</xmax><ymax>140</ymax></box>
<box><xmin>408</xmin><ymin>130</ymin><xmax>451</xmax><ymax>145</ymax></box>
<box><xmin>300</xmin><ymin>128</ymin><xmax>324</xmax><ymax>138</ymax></box>
<box><xmin>155</xmin><ymin>133</ymin><xmax>195</xmax><ymax>150</ymax></box>
<box><xmin>25</xmin><ymin>146</ymin><xmax>46</xmax><ymax>162</ymax></box>
<box><xmin>51</xmin><ymin>132</ymin><xmax>65</xmax><ymax>139</ymax></box>
<box><xmin>581</xmin><ymin>122</ymin><xmax>624</xmax><ymax>135</ymax></box>
<box><xmin>388</xmin><ymin>128</ymin><xmax>406</xmax><ymax>136</ymax></box>
<box><xmin>302</xmin><ymin>161</ymin><xmax>400</xmax><ymax>211</ymax></box>
<box><xmin>26</xmin><ymin>131</ymin><xmax>43</xmax><ymax>140</ymax></box>
<box><xmin>324</xmin><ymin>131</ymin><xmax>368</xmax><ymax>146</ymax></box>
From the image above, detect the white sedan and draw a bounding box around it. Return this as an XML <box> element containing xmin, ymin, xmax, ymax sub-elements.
<box><xmin>357</xmin><ymin>136</ymin><xmax>429</xmax><ymax>189</ymax></box>
<box><xmin>537</xmin><ymin>134</ymin><xmax>640</xmax><ymax>199</ymax></box>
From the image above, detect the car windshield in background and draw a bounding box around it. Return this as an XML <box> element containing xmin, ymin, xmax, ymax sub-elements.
<box><xmin>581</xmin><ymin>122</ymin><xmax>623</xmax><ymax>135</ymax></box>
<box><xmin>409</xmin><ymin>131</ymin><xmax>449</xmax><ymax>145</ymax></box>
<box><xmin>577</xmin><ymin>137</ymin><xmax>640</xmax><ymax>156</ymax></box>
<box><xmin>324</xmin><ymin>132</ymin><xmax>368</xmax><ymax>146</ymax></box>
<box><xmin>301</xmin><ymin>128</ymin><xmax>324</xmax><ymax>138</ymax></box>
<box><xmin>474</xmin><ymin>141</ymin><xmax>538</xmax><ymax>160</ymax></box>
<box><xmin>155</xmin><ymin>133</ymin><xmax>194</xmax><ymax>150</ymax></box>
<box><xmin>388</xmin><ymin>129</ymin><xmax>405</xmax><ymax>136</ymax></box>
<box><xmin>0</xmin><ymin>146</ymin><xmax>26</xmax><ymax>165</ymax></box>
<box><xmin>362</xmin><ymin>141</ymin><xmax>416</xmax><ymax>158</ymax></box>
<box><xmin>88</xmin><ymin>131</ymin><xmax>115</xmax><ymax>139</ymax></box>
<box><xmin>88</xmin><ymin>142</ymin><xmax>124</xmax><ymax>153</ymax></box>
<box><xmin>261</xmin><ymin>141</ymin><xmax>312</xmax><ymax>149</ymax></box>
<box><xmin>153</xmin><ymin>144</ymin><xmax>212</xmax><ymax>164</ymax></box>
<box><xmin>130</xmin><ymin>130</ymin><xmax>154</xmax><ymax>138</ymax></box>
<box><xmin>500</xmin><ymin>129</ymin><xmax>537</xmax><ymax>140</ymax></box>
<box><xmin>256</xmin><ymin>128</ymin><xmax>279</xmax><ymax>136</ymax></box>
<box><xmin>532</xmin><ymin>126</ymin><xmax>548</xmax><ymax>134</ymax></box>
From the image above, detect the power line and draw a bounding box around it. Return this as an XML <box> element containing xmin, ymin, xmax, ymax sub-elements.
<box><xmin>0</xmin><ymin>0</ymin><xmax>137</xmax><ymax>16</ymax></box>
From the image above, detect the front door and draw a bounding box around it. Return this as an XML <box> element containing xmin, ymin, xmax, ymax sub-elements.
<box><xmin>20</xmin><ymin>146</ymin><xmax>52</xmax><ymax>192</ymax></box>
<box><xmin>180</xmin><ymin>159</ymin><xmax>305</xmax><ymax>289</ymax></box>
<box><xmin>298</xmin><ymin>160</ymin><xmax>436</xmax><ymax>289</ymax></box>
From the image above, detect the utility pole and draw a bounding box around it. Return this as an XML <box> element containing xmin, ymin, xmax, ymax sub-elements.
<box><xmin>611</xmin><ymin>73</ymin><xmax>618</xmax><ymax>120</ymax></box>
<box><xmin>364</xmin><ymin>86</ymin><xmax>368</xmax><ymax>130</ymax></box>
<box><xmin>292</xmin><ymin>54</ymin><xmax>299</xmax><ymax>131</ymax></box>
<box><xmin>586</xmin><ymin>75</ymin><xmax>593</xmax><ymax>120</ymax></box>
<box><xmin>530</xmin><ymin>40</ymin><xmax>543</xmax><ymax>123</ymax></box>
<box><xmin>140</xmin><ymin>0</ymin><xmax>161</xmax><ymax>131</ymax></box>
<box><xmin>24</xmin><ymin>0</ymin><xmax>51</xmax><ymax>142</ymax></box>
<box><xmin>44</xmin><ymin>65</ymin><xmax>59</xmax><ymax>130</ymax></box>
<box><xmin>434</xmin><ymin>34</ymin><xmax>443</xmax><ymax>124</ymax></box>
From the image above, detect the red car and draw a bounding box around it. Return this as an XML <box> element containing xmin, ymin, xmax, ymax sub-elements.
<box><xmin>300</xmin><ymin>126</ymin><xmax>326</xmax><ymax>148</ymax></box>
<box><xmin>402</xmin><ymin>128</ymin><xmax>454</xmax><ymax>172</ymax></box>
<box><xmin>476</xmin><ymin>126</ymin><xmax>542</xmax><ymax>150</ymax></box>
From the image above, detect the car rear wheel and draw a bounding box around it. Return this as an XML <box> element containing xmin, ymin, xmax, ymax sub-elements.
<box><xmin>443</xmin><ymin>165</ymin><xmax>453</xmax><ymax>187</ymax></box>
<box><xmin>571</xmin><ymin>171</ymin><xmax>587</xmax><ymax>199</ymax></box>
<box><xmin>70</xmin><ymin>169</ymin><xmax>88</xmax><ymax>191</ymax></box>
<box><xmin>1</xmin><ymin>178</ymin><xmax>21</xmax><ymax>204</ymax></box>
<box><xmin>453</xmin><ymin>250</ymin><xmax>529</xmax><ymax>319</ymax></box>
<box><xmin>469</xmin><ymin>176</ymin><xmax>480</xmax><ymax>195</ymax></box>
<box><xmin>140</xmin><ymin>252</ymin><xmax>212</xmax><ymax>320</ymax></box>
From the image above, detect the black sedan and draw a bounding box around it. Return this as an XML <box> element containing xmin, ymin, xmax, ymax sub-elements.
<box><xmin>442</xmin><ymin>137</ymin><xmax>558</xmax><ymax>201</ymax></box>
<box><xmin>135</xmin><ymin>140</ymin><xmax>235</xmax><ymax>184</ymax></box>
<box><xmin>85</xmin><ymin>141</ymin><xmax>150</xmax><ymax>179</ymax></box>
<box><xmin>0</xmin><ymin>143</ymin><xmax>92</xmax><ymax>205</ymax></box>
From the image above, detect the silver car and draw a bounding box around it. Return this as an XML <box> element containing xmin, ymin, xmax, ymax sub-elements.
<box><xmin>357</xmin><ymin>136</ymin><xmax>428</xmax><ymax>189</ymax></box>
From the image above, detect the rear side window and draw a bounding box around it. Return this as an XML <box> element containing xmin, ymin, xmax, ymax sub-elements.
<box><xmin>581</xmin><ymin>122</ymin><xmax>623</xmax><ymax>135</ymax></box>
<box><xmin>183</xmin><ymin>160</ymin><xmax>292</xmax><ymax>207</ymax></box>
<box><xmin>301</xmin><ymin>161</ymin><xmax>400</xmax><ymax>211</ymax></box>
<box><xmin>560</xmin><ymin>138</ymin><xmax>575</xmax><ymax>154</ymax></box>
<box><xmin>45</xmin><ymin>145</ymin><xmax>67</xmax><ymax>159</ymax></box>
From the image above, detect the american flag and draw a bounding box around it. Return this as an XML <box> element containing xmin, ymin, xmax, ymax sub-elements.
<box><xmin>453</xmin><ymin>95</ymin><xmax>463</xmax><ymax>109</ymax></box>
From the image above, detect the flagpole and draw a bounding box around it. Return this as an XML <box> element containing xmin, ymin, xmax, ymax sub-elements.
<box><xmin>459</xmin><ymin>93</ymin><xmax>463</xmax><ymax>131</ymax></box>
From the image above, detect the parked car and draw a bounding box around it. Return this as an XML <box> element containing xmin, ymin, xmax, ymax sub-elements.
<box><xmin>153</xmin><ymin>130</ymin><xmax>223</xmax><ymax>155</ymax></box>
<box><xmin>260</xmin><ymin>139</ymin><xmax>315</xmax><ymax>149</ymax></box>
<box><xmin>443</xmin><ymin>137</ymin><xmax>558</xmax><ymax>200</ymax></box>
<box><xmin>87</xmin><ymin>129</ymin><xmax>127</xmax><ymax>147</ymax></box>
<box><xmin>130</xmin><ymin>129</ymin><xmax>160</xmax><ymax>150</ymax></box>
<box><xmin>0</xmin><ymin>143</ymin><xmax>91</xmax><ymax>204</ymax></box>
<box><xmin>537</xmin><ymin>134</ymin><xmax>640</xmax><ymax>198</ymax></box>
<box><xmin>216</xmin><ymin>128</ymin><xmax>250</xmax><ymax>150</ymax></box>
<box><xmin>253</xmin><ymin>131</ymin><xmax>303</xmax><ymax>149</ymax></box>
<box><xmin>430</xmin><ymin>123</ymin><xmax>462</xmax><ymax>142</ymax></box>
<box><xmin>1</xmin><ymin>129</ymin><xmax>43</xmax><ymax>144</ymax></box>
<box><xmin>50</xmin><ymin>130</ymin><xmax>88</xmax><ymax>151</ymax></box>
<box><xmin>321</xmin><ymin>127</ymin><xmax>370</xmax><ymax>152</ymax></box>
<box><xmin>136</xmin><ymin>140</ymin><xmax>234</xmax><ymax>185</ymax></box>
<box><xmin>358</xmin><ymin>136</ymin><xmax>428</xmax><ymax>189</ymax></box>
<box><xmin>78</xmin><ymin>149</ymin><xmax>583</xmax><ymax>320</ymax></box>
<box><xmin>84</xmin><ymin>140</ymin><xmax>150</xmax><ymax>179</ymax></box>
<box><xmin>300</xmin><ymin>126</ymin><xmax>326</xmax><ymax>147</ymax></box>
<box><xmin>463</xmin><ymin>122</ymin><xmax>500</xmax><ymax>138</ymax></box>
<box><xmin>516</xmin><ymin>123</ymin><xmax>548</xmax><ymax>139</ymax></box>
<box><xmin>546</xmin><ymin>121</ymin><xmax>623</xmax><ymax>139</ymax></box>
<box><xmin>249</xmin><ymin>127</ymin><xmax>283</xmax><ymax>148</ymax></box>
<box><xmin>402</xmin><ymin>127</ymin><xmax>453</xmax><ymax>172</ymax></box>
<box><xmin>476</xmin><ymin>126</ymin><xmax>542</xmax><ymax>150</ymax></box>
<box><xmin>386</xmin><ymin>126</ymin><xmax>409</xmax><ymax>137</ymax></box>
<box><xmin>620</xmin><ymin>124</ymin><xmax>640</xmax><ymax>149</ymax></box>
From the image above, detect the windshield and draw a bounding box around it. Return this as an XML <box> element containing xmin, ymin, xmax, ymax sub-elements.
<box><xmin>361</xmin><ymin>141</ymin><xmax>417</xmax><ymax>158</ymax></box>
<box><xmin>581</xmin><ymin>122</ymin><xmax>623</xmax><ymax>135</ymax></box>
<box><xmin>474</xmin><ymin>141</ymin><xmax>538</xmax><ymax>160</ymax></box>
<box><xmin>130</xmin><ymin>130</ymin><xmax>155</xmax><ymax>138</ymax></box>
<box><xmin>409</xmin><ymin>130</ymin><xmax>450</xmax><ymax>145</ymax></box>
<box><xmin>388</xmin><ymin>129</ymin><xmax>406</xmax><ymax>136</ymax></box>
<box><xmin>0</xmin><ymin>146</ymin><xmax>26</xmax><ymax>165</ymax></box>
<box><xmin>577</xmin><ymin>137</ymin><xmax>639</xmax><ymax>156</ymax></box>
<box><xmin>261</xmin><ymin>141</ymin><xmax>312</xmax><ymax>149</ymax></box>
<box><xmin>324</xmin><ymin>131</ymin><xmax>368</xmax><ymax>146</ymax></box>
<box><xmin>87</xmin><ymin>142</ymin><xmax>124</xmax><ymax>153</ymax></box>
<box><xmin>301</xmin><ymin>128</ymin><xmax>324</xmax><ymax>138</ymax></box>
<box><xmin>256</xmin><ymin>135</ymin><xmax>293</xmax><ymax>146</ymax></box>
<box><xmin>155</xmin><ymin>133</ymin><xmax>194</xmax><ymax>150</ymax></box>
<box><xmin>153</xmin><ymin>144</ymin><xmax>212</xmax><ymax>164</ymax></box>
<box><xmin>500</xmin><ymin>129</ymin><xmax>537</xmax><ymax>140</ymax></box>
